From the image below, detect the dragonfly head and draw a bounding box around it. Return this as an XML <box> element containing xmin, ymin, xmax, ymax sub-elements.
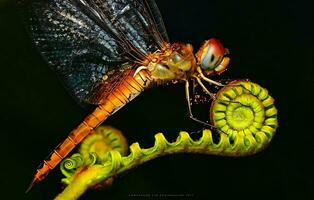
<box><xmin>196</xmin><ymin>38</ymin><xmax>230</xmax><ymax>76</ymax></box>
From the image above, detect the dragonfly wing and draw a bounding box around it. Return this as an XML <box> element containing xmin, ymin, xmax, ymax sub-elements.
<box><xmin>143</xmin><ymin>0</ymin><xmax>169</xmax><ymax>42</ymax></box>
<box><xmin>26</xmin><ymin>0</ymin><xmax>126</xmax><ymax>104</ymax></box>
<box><xmin>80</xmin><ymin>0</ymin><xmax>169</xmax><ymax>54</ymax></box>
<box><xmin>25</xmin><ymin>0</ymin><xmax>169</xmax><ymax>104</ymax></box>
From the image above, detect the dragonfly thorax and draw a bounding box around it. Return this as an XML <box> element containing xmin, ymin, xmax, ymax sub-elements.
<box><xmin>146</xmin><ymin>43</ymin><xmax>197</xmax><ymax>82</ymax></box>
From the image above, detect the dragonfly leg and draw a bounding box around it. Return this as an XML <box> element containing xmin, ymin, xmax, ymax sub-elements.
<box><xmin>197</xmin><ymin>67</ymin><xmax>225</xmax><ymax>87</ymax></box>
<box><xmin>185</xmin><ymin>80</ymin><xmax>217</xmax><ymax>128</ymax></box>
<box><xmin>133</xmin><ymin>66</ymin><xmax>148</xmax><ymax>78</ymax></box>
<box><xmin>185</xmin><ymin>81</ymin><xmax>230</xmax><ymax>136</ymax></box>
<box><xmin>194</xmin><ymin>76</ymin><xmax>246</xmax><ymax>106</ymax></box>
<box><xmin>194</xmin><ymin>76</ymin><xmax>216</xmax><ymax>100</ymax></box>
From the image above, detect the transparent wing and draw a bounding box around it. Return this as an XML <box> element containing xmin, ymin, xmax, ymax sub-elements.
<box><xmin>143</xmin><ymin>0</ymin><xmax>169</xmax><ymax>42</ymax></box>
<box><xmin>24</xmin><ymin>0</ymin><xmax>169</xmax><ymax>104</ymax></box>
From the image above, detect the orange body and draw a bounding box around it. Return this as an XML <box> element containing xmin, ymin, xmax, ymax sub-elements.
<box><xmin>27</xmin><ymin>70</ymin><xmax>152</xmax><ymax>191</ymax></box>
<box><xmin>27</xmin><ymin>40</ymin><xmax>230</xmax><ymax>191</ymax></box>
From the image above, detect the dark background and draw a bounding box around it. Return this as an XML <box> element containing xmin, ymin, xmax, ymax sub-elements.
<box><xmin>0</xmin><ymin>0</ymin><xmax>313</xmax><ymax>199</ymax></box>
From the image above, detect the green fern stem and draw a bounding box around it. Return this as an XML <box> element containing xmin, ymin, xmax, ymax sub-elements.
<box><xmin>55</xmin><ymin>81</ymin><xmax>278</xmax><ymax>200</ymax></box>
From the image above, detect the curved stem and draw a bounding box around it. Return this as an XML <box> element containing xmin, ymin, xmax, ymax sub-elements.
<box><xmin>55</xmin><ymin>81</ymin><xmax>278</xmax><ymax>200</ymax></box>
<box><xmin>55</xmin><ymin>129</ymin><xmax>273</xmax><ymax>199</ymax></box>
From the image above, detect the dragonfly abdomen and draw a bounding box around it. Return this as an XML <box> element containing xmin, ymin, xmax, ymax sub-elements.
<box><xmin>27</xmin><ymin>70</ymin><xmax>152</xmax><ymax>192</ymax></box>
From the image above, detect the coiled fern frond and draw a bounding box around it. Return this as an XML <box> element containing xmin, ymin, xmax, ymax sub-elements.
<box><xmin>55</xmin><ymin>81</ymin><xmax>278</xmax><ymax>200</ymax></box>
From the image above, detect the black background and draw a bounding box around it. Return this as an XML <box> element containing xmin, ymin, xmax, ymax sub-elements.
<box><xmin>0</xmin><ymin>0</ymin><xmax>313</xmax><ymax>199</ymax></box>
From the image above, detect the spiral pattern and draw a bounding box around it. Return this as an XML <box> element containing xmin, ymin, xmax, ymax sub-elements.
<box><xmin>79</xmin><ymin>126</ymin><xmax>129</xmax><ymax>164</ymax></box>
<box><xmin>211</xmin><ymin>80</ymin><xmax>278</xmax><ymax>154</ymax></box>
<box><xmin>62</xmin><ymin>154</ymin><xmax>84</xmax><ymax>170</ymax></box>
<box><xmin>60</xmin><ymin>126</ymin><xmax>128</xmax><ymax>186</ymax></box>
<box><xmin>57</xmin><ymin>81</ymin><xmax>279</xmax><ymax>199</ymax></box>
<box><xmin>60</xmin><ymin>153</ymin><xmax>84</xmax><ymax>181</ymax></box>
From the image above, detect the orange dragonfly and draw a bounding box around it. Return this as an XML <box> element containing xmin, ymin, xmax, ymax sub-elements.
<box><xmin>24</xmin><ymin>0</ymin><xmax>230</xmax><ymax>192</ymax></box>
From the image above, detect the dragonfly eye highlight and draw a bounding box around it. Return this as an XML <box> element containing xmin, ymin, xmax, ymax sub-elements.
<box><xmin>196</xmin><ymin>38</ymin><xmax>229</xmax><ymax>74</ymax></box>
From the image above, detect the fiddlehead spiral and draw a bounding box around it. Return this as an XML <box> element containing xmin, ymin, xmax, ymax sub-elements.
<box><xmin>56</xmin><ymin>81</ymin><xmax>278</xmax><ymax>200</ymax></box>
<box><xmin>210</xmin><ymin>80</ymin><xmax>278</xmax><ymax>155</ymax></box>
<box><xmin>60</xmin><ymin>126</ymin><xmax>128</xmax><ymax>185</ymax></box>
<box><xmin>79</xmin><ymin>126</ymin><xmax>128</xmax><ymax>163</ymax></box>
<box><xmin>60</xmin><ymin>154</ymin><xmax>84</xmax><ymax>179</ymax></box>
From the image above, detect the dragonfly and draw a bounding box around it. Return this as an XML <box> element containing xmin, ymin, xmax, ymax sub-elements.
<box><xmin>25</xmin><ymin>0</ymin><xmax>230</xmax><ymax>192</ymax></box>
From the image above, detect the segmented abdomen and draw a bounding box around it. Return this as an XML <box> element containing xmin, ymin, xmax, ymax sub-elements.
<box><xmin>27</xmin><ymin>70</ymin><xmax>152</xmax><ymax>191</ymax></box>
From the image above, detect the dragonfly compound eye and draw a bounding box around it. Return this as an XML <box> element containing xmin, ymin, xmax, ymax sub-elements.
<box><xmin>196</xmin><ymin>38</ymin><xmax>229</xmax><ymax>74</ymax></box>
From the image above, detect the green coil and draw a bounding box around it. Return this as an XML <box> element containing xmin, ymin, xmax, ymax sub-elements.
<box><xmin>56</xmin><ymin>81</ymin><xmax>278</xmax><ymax>200</ymax></box>
<box><xmin>79</xmin><ymin>126</ymin><xmax>129</xmax><ymax>164</ymax></box>
<box><xmin>211</xmin><ymin>80</ymin><xmax>278</xmax><ymax>154</ymax></box>
<box><xmin>60</xmin><ymin>154</ymin><xmax>84</xmax><ymax>179</ymax></box>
